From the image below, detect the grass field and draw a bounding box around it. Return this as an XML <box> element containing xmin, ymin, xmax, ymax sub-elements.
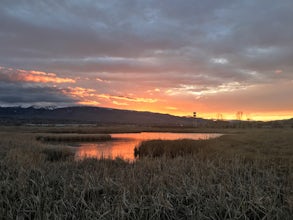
<box><xmin>0</xmin><ymin>127</ymin><xmax>292</xmax><ymax>219</ymax></box>
<box><xmin>36</xmin><ymin>134</ymin><xmax>111</xmax><ymax>142</ymax></box>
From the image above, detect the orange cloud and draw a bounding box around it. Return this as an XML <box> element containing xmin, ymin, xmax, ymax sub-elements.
<box><xmin>112</xmin><ymin>101</ymin><xmax>128</xmax><ymax>106</ymax></box>
<box><xmin>18</xmin><ymin>70</ymin><xmax>75</xmax><ymax>83</ymax></box>
<box><xmin>62</xmin><ymin>87</ymin><xmax>98</xmax><ymax>106</ymax></box>
<box><xmin>78</xmin><ymin>100</ymin><xmax>100</xmax><ymax>106</ymax></box>
<box><xmin>96</xmin><ymin>77</ymin><xmax>110</xmax><ymax>83</ymax></box>
<box><xmin>97</xmin><ymin>94</ymin><xmax>157</xmax><ymax>103</ymax></box>
<box><xmin>65</xmin><ymin>87</ymin><xmax>96</xmax><ymax>98</ymax></box>
<box><xmin>0</xmin><ymin>66</ymin><xmax>75</xmax><ymax>84</ymax></box>
<box><xmin>62</xmin><ymin>86</ymin><xmax>158</xmax><ymax>109</ymax></box>
<box><xmin>2</xmin><ymin>66</ymin><xmax>289</xmax><ymax>121</ymax></box>
<box><xmin>165</xmin><ymin>106</ymin><xmax>177</xmax><ymax>110</ymax></box>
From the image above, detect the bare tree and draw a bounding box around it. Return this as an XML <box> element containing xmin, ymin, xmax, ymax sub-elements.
<box><xmin>217</xmin><ymin>113</ymin><xmax>223</xmax><ymax>120</ymax></box>
<box><xmin>236</xmin><ymin>111</ymin><xmax>243</xmax><ymax>120</ymax></box>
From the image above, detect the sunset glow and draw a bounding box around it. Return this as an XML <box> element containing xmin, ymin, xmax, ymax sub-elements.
<box><xmin>0</xmin><ymin>1</ymin><xmax>292</xmax><ymax>121</ymax></box>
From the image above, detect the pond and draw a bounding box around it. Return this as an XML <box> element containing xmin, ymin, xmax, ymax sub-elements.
<box><xmin>71</xmin><ymin>132</ymin><xmax>222</xmax><ymax>161</ymax></box>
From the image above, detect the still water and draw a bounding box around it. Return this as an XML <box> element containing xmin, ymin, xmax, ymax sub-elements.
<box><xmin>71</xmin><ymin>132</ymin><xmax>222</xmax><ymax>161</ymax></box>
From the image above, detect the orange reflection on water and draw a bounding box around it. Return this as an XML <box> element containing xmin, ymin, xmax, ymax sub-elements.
<box><xmin>75</xmin><ymin>139</ymin><xmax>140</xmax><ymax>161</ymax></box>
<box><xmin>74</xmin><ymin>132</ymin><xmax>222</xmax><ymax>161</ymax></box>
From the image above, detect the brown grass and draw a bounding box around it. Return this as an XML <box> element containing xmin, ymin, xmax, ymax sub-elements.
<box><xmin>0</xmin><ymin>128</ymin><xmax>292</xmax><ymax>219</ymax></box>
<box><xmin>0</xmin><ymin>124</ymin><xmax>238</xmax><ymax>134</ymax></box>
<box><xmin>36</xmin><ymin>134</ymin><xmax>111</xmax><ymax>142</ymax></box>
<box><xmin>135</xmin><ymin>139</ymin><xmax>208</xmax><ymax>158</ymax></box>
<box><xmin>136</xmin><ymin>129</ymin><xmax>293</xmax><ymax>160</ymax></box>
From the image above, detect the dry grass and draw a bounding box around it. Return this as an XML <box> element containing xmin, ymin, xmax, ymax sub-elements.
<box><xmin>135</xmin><ymin>139</ymin><xmax>208</xmax><ymax>158</ymax></box>
<box><xmin>136</xmin><ymin>129</ymin><xmax>293</xmax><ymax>160</ymax></box>
<box><xmin>36</xmin><ymin>134</ymin><xmax>111</xmax><ymax>142</ymax></box>
<box><xmin>0</xmin><ymin>128</ymin><xmax>292</xmax><ymax>219</ymax></box>
<box><xmin>0</xmin><ymin>125</ymin><xmax>238</xmax><ymax>134</ymax></box>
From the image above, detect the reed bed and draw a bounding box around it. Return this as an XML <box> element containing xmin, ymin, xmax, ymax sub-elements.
<box><xmin>1</xmin><ymin>156</ymin><xmax>292</xmax><ymax>219</ymax></box>
<box><xmin>135</xmin><ymin>139</ymin><xmax>208</xmax><ymax>158</ymax></box>
<box><xmin>0</xmin><ymin>125</ymin><xmax>237</xmax><ymax>135</ymax></box>
<box><xmin>0</xmin><ymin>129</ymin><xmax>292</xmax><ymax>219</ymax></box>
<box><xmin>135</xmin><ymin>128</ymin><xmax>293</xmax><ymax>160</ymax></box>
<box><xmin>36</xmin><ymin>134</ymin><xmax>111</xmax><ymax>142</ymax></box>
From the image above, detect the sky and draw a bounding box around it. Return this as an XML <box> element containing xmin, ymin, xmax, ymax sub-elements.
<box><xmin>0</xmin><ymin>0</ymin><xmax>292</xmax><ymax>121</ymax></box>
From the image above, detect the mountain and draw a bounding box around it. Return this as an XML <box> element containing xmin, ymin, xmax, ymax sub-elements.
<box><xmin>0</xmin><ymin>106</ymin><xmax>199</xmax><ymax>126</ymax></box>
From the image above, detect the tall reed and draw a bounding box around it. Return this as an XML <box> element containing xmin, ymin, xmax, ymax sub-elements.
<box><xmin>0</xmin><ymin>129</ymin><xmax>292</xmax><ymax>219</ymax></box>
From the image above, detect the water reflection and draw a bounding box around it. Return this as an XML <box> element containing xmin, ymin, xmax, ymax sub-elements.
<box><xmin>73</xmin><ymin>132</ymin><xmax>222</xmax><ymax>161</ymax></box>
<box><xmin>75</xmin><ymin>139</ymin><xmax>140</xmax><ymax>160</ymax></box>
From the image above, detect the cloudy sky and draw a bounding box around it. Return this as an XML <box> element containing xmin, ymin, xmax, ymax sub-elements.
<box><xmin>0</xmin><ymin>0</ymin><xmax>292</xmax><ymax>120</ymax></box>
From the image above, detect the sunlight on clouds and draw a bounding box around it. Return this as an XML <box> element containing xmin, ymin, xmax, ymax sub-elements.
<box><xmin>78</xmin><ymin>100</ymin><xmax>100</xmax><ymax>106</ymax></box>
<box><xmin>62</xmin><ymin>86</ymin><xmax>158</xmax><ymax>109</ymax></box>
<box><xmin>97</xmin><ymin>94</ymin><xmax>158</xmax><ymax>103</ymax></box>
<box><xmin>96</xmin><ymin>77</ymin><xmax>110</xmax><ymax>83</ymax></box>
<box><xmin>0</xmin><ymin>66</ymin><xmax>76</xmax><ymax>84</ymax></box>
<box><xmin>210</xmin><ymin>58</ymin><xmax>229</xmax><ymax>64</ymax></box>
<box><xmin>166</xmin><ymin>82</ymin><xmax>248</xmax><ymax>97</ymax></box>
<box><xmin>112</xmin><ymin>101</ymin><xmax>128</xmax><ymax>106</ymax></box>
<box><xmin>275</xmin><ymin>69</ymin><xmax>283</xmax><ymax>74</ymax></box>
<box><xmin>1</xmin><ymin>1</ymin><xmax>293</xmax><ymax>121</ymax></box>
<box><xmin>83</xmin><ymin>56</ymin><xmax>160</xmax><ymax>65</ymax></box>
<box><xmin>65</xmin><ymin>87</ymin><xmax>96</xmax><ymax>98</ymax></box>
<box><xmin>166</xmin><ymin>106</ymin><xmax>177</xmax><ymax>110</ymax></box>
<box><xmin>20</xmin><ymin>72</ymin><xmax>76</xmax><ymax>83</ymax></box>
<box><xmin>147</xmin><ymin>88</ymin><xmax>161</xmax><ymax>95</ymax></box>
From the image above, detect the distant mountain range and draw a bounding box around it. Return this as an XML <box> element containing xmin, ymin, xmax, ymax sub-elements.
<box><xmin>0</xmin><ymin>106</ymin><xmax>292</xmax><ymax>127</ymax></box>
<box><xmin>0</xmin><ymin>106</ymin><xmax>200</xmax><ymax>126</ymax></box>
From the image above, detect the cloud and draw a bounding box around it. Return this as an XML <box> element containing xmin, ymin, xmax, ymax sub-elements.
<box><xmin>0</xmin><ymin>82</ymin><xmax>76</xmax><ymax>106</ymax></box>
<box><xmin>0</xmin><ymin>66</ymin><xmax>75</xmax><ymax>84</ymax></box>
<box><xmin>97</xmin><ymin>94</ymin><xmax>157</xmax><ymax>103</ymax></box>
<box><xmin>0</xmin><ymin>66</ymin><xmax>77</xmax><ymax>106</ymax></box>
<box><xmin>200</xmin><ymin>81</ymin><xmax>293</xmax><ymax>113</ymax></box>
<box><xmin>61</xmin><ymin>87</ymin><xmax>157</xmax><ymax>108</ymax></box>
<box><xmin>112</xmin><ymin>101</ymin><xmax>128</xmax><ymax>106</ymax></box>
<box><xmin>1</xmin><ymin>1</ymin><xmax>292</xmax><ymax>87</ymax></box>
<box><xmin>0</xmin><ymin>1</ymin><xmax>292</xmax><ymax>118</ymax></box>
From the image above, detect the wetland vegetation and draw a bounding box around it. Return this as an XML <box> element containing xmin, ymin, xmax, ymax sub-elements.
<box><xmin>36</xmin><ymin>133</ymin><xmax>111</xmax><ymax>142</ymax></box>
<box><xmin>0</xmin><ymin>126</ymin><xmax>292</xmax><ymax>219</ymax></box>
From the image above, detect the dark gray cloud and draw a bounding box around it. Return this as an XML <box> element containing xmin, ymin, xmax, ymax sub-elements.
<box><xmin>0</xmin><ymin>0</ymin><xmax>293</xmax><ymax>68</ymax></box>
<box><xmin>200</xmin><ymin>81</ymin><xmax>293</xmax><ymax>112</ymax></box>
<box><xmin>0</xmin><ymin>82</ymin><xmax>76</xmax><ymax>106</ymax></box>
<box><xmin>0</xmin><ymin>0</ymin><xmax>292</xmax><ymax>115</ymax></box>
<box><xmin>1</xmin><ymin>1</ymin><xmax>292</xmax><ymax>82</ymax></box>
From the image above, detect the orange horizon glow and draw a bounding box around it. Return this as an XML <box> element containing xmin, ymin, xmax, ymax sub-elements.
<box><xmin>1</xmin><ymin>2</ymin><xmax>293</xmax><ymax>124</ymax></box>
<box><xmin>0</xmin><ymin>65</ymin><xmax>292</xmax><ymax>122</ymax></box>
<box><xmin>75</xmin><ymin>100</ymin><xmax>293</xmax><ymax>121</ymax></box>
<box><xmin>61</xmin><ymin>85</ymin><xmax>292</xmax><ymax>121</ymax></box>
